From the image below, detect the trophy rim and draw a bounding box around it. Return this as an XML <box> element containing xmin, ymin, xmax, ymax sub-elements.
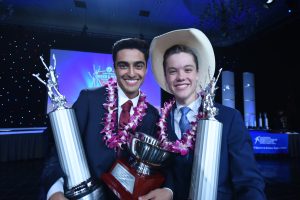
<box><xmin>130</xmin><ymin>132</ymin><xmax>173</xmax><ymax>153</ymax></box>
<box><xmin>127</xmin><ymin>132</ymin><xmax>174</xmax><ymax>168</ymax></box>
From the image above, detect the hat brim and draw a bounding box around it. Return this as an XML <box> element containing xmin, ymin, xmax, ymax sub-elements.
<box><xmin>150</xmin><ymin>28</ymin><xmax>215</xmax><ymax>94</ymax></box>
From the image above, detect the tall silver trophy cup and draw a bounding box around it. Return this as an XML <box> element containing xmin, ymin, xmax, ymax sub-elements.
<box><xmin>189</xmin><ymin>69</ymin><xmax>223</xmax><ymax>200</ymax></box>
<box><xmin>33</xmin><ymin>55</ymin><xmax>105</xmax><ymax>200</ymax></box>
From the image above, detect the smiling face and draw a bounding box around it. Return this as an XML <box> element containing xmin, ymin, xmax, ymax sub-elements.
<box><xmin>114</xmin><ymin>48</ymin><xmax>147</xmax><ymax>99</ymax></box>
<box><xmin>165</xmin><ymin>52</ymin><xmax>199</xmax><ymax>105</ymax></box>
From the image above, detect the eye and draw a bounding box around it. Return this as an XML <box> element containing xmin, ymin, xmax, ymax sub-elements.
<box><xmin>167</xmin><ymin>69</ymin><xmax>176</xmax><ymax>75</ymax></box>
<box><xmin>117</xmin><ymin>63</ymin><xmax>128</xmax><ymax>69</ymax></box>
<box><xmin>185</xmin><ymin>66</ymin><xmax>194</xmax><ymax>73</ymax></box>
<box><xmin>135</xmin><ymin>63</ymin><xmax>145</xmax><ymax>70</ymax></box>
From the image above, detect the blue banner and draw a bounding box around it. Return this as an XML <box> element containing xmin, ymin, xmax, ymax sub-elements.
<box><xmin>249</xmin><ymin>130</ymin><xmax>289</xmax><ymax>154</ymax></box>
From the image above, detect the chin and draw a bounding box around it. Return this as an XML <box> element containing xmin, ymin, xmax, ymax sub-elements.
<box><xmin>174</xmin><ymin>91</ymin><xmax>188</xmax><ymax>98</ymax></box>
<box><xmin>126</xmin><ymin>87</ymin><xmax>140</xmax><ymax>95</ymax></box>
<box><xmin>175</xmin><ymin>95</ymin><xmax>188</xmax><ymax>102</ymax></box>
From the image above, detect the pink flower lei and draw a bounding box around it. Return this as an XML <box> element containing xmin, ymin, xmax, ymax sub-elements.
<box><xmin>157</xmin><ymin>98</ymin><xmax>205</xmax><ymax>156</ymax></box>
<box><xmin>100</xmin><ymin>78</ymin><xmax>148</xmax><ymax>149</ymax></box>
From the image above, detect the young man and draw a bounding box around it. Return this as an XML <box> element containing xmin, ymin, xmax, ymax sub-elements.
<box><xmin>41</xmin><ymin>38</ymin><xmax>160</xmax><ymax>200</ymax></box>
<box><xmin>140</xmin><ymin>28</ymin><xmax>266</xmax><ymax>200</ymax></box>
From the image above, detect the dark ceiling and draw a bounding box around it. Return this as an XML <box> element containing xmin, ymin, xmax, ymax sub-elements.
<box><xmin>0</xmin><ymin>0</ymin><xmax>299</xmax><ymax>46</ymax></box>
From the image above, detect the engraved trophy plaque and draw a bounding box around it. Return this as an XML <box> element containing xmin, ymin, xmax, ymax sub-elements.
<box><xmin>189</xmin><ymin>69</ymin><xmax>223</xmax><ymax>200</ymax></box>
<box><xmin>102</xmin><ymin>132</ymin><xmax>172</xmax><ymax>200</ymax></box>
<box><xmin>33</xmin><ymin>55</ymin><xmax>105</xmax><ymax>200</ymax></box>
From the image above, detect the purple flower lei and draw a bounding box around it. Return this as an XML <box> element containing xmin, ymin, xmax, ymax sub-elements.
<box><xmin>157</xmin><ymin>98</ymin><xmax>204</xmax><ymax>156</ymax></box>
<box><xmin>100</xmin><ymin>78</ymin><xmax>148</xmax><ymax>149</ymax></box>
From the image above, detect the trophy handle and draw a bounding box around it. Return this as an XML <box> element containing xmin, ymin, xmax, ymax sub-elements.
<box><xmin>130</xmin><ymin>137</ymin><xmax>139</xmax><ymax>158</ymax></box>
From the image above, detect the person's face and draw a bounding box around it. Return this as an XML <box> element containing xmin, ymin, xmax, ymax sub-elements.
<box><xmin>165</xmin><ymin>52</ymin><xmax>199</xmax><ymax>105</ymax></box>
<box><xmin>115</xmin><ymin>49</ymin><xmax>147</xmax><ymax>99</ymax></box>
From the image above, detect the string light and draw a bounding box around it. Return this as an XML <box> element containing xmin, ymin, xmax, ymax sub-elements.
<box><xmin>1</xmin><ymin>26</ymin><xmax>55</xmax><ymax>128</ymax></box>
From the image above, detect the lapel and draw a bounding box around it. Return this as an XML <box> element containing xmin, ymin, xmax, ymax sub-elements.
<box><xmin>167</xmin><ymin>105</ymin><xmax>178</xmax><ymax>142</ymax></box>
<box><xmin>116</xmin><ymin>95</ymin><xmax>119</xmax><ymax>127</ymax></box>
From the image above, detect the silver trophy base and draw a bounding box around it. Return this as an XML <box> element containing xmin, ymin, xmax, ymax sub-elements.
<box><xmin>65</xmin><ymin>178</ymin><xmax>106</xmax><ymax>200</ymax></box>
<box><xmin>77</xmin><ymin>186</ymin><xmax>105</xmax><ymax>200</ymax></box>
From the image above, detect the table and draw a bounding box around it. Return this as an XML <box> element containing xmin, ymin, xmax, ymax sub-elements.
<box><xmin>0</xmin><ymin>127</ymin><xmax>47</xmax><ymax>162</ymax></box>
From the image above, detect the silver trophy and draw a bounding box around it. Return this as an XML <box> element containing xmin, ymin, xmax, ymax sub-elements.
<box><xmin>102</xmin><ymin>132</ymin><xmax>172</xmax><ymax>200</ymax></box>
<box><xmin>189</xmin><ymin>69</ymin><xmax>223</xmax><ymax>200</ymax></box>
<box><xmin>33</xmin><ymin>55</ymin><xmax>105</xmax><ymax>200</ymax></box>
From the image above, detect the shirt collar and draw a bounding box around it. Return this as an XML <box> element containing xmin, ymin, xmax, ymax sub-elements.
<box><xmin>175</xmin><ymin>95</ymin><xmax>202</xmax><ymax>114</ymax></box>
<box><xmin>117</xmin><ymin>85</ymin><xmax>140</xmax><ymax>108</ymax></box>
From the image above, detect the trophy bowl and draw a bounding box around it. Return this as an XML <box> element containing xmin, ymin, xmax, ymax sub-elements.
<box><xmin>128</xmin><ymin>132</ymin><xmax>172</xmax><ymax>175</ymax></box>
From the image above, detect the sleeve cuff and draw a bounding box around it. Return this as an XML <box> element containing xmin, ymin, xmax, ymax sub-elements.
<box><xmin>163</xmin><ymin>187</ymin><xmax>173</xmax><ymax>199</ymax></box>
<box><xmin>47</xmin><ymin>177</ymin><xmax>64</xmax><ymax>200</ymax></box>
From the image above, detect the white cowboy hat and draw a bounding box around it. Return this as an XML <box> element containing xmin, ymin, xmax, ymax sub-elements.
<box><xmin>150</xmin><ymin>28</ymin><xmax>215</xmax><ymax>94</ymax></box>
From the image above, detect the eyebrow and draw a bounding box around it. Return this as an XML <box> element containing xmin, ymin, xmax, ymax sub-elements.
<box><xmin>184</xmin><ymin>64</ymin><xmax>196</xmax><ymax>68</ymax></box>
<box><xmin>134</xmin><ymin>61</ymin><xmax>146</xmax><ymax>65</ymax></box>
<box><xmin>116</xmin><ymin>61</ymin><xmax>146</xmax><ymax>66</ymax></box>
<box><xmin>167</xmin><ymin>64</ymin><xmax>195</xmax><ymax>70</ymax></box>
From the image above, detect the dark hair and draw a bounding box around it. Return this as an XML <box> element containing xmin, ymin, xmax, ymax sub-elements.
<box><xmin>163</xmin><ymin>44</ymin><xmax>199</xmax><ymax>75</ymax></box>
<box><xmin>112</xmin><ymin>38</ymin><xmax>149</xmax><ymax>64</ymax></box>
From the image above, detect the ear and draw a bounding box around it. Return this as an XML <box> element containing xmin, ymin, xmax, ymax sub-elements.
<box><xmin>164</xmin><ymin>79</ymin><xmax>171</xmax><ymax>92</ymax></box>
<box><xmin>195</xmin><ymin>70</ymin><xmax>200</xmax><ymax>81</ymax></box>
<box><xmin>145</xmin><ymin>63</ymin><xmax>148</xmax><ymax>74</ymax></box>
<box><xmin>195</xmin><ymin>71</ymin><xmax>202</xmax><ymax>92</ymax></box>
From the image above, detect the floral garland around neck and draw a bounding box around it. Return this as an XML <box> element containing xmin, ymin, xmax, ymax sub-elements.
<box><xmin>100</xmin><ymin>78</ymin><xmax>148</xmax><ymax>150</ymax></box>
<box><xmin>157</xmin><ymin>97</ymin><xmax>205</xmax><ymax>156</ymax></box>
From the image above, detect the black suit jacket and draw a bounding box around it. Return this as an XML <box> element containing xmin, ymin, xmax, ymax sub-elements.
<box><xmin>41</xmin><ymin>86</ymin><xmax>159</xmax><ymax>199</ymax></box>
<box><xmin>163</xmin><ymin>103</ymin><xmax>266</xmax><ymax>200</ymax></box>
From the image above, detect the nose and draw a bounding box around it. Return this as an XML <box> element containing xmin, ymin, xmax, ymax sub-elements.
<box><xmin>176</xmin><ymin>70</ymin><xmax>185</xmax><ymax>81</ymax></box>
<box><xmin>128</xmin><ymin>65</ymin><xmax>135</xmax><ymax>77</ymax></box>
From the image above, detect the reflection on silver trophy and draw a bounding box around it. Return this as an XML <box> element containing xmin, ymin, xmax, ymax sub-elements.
<box><xmin>189</xmin><ymin>69</ymin><xmax>223</xmax><ymax>200</ymax></box>
<box><xmin>102</xmin><ymin>132</ymin><xmax>173</xmax><ymax>200</ymax></box>
<box><xmin>33</xmin><ymin>54</ymin><xmax>105</xmax><ymax>200</ymax></box>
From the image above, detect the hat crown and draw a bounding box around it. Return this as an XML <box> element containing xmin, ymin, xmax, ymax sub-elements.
<box><xmin>150</xmin><ymin>28</ymin><xmax>215</xmax><ymax>94</ymax></box>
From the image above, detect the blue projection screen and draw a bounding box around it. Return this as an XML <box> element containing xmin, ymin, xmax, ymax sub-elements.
<box><xmin>48</xmin><ymin>49</ymin><xmax>161</xmax><ymax>113</ymax></box>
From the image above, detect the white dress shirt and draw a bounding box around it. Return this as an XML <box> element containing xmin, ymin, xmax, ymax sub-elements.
<box><xmin>47</xmin><ymin>86</ymin><xmax>140</xmax><ymax>199</ymax></box>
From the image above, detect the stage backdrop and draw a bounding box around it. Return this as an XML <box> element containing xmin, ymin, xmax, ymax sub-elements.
<box><xmin>48</xmin><ymin>49</ymin><xmax>161</xmax><ymax>113</ymax></box>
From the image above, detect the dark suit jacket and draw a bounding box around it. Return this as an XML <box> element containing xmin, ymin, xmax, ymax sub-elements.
<box><xmin>41</xmin><ymin>86</ymin><xmax>159</xmax><ymax>199</ymax></box>
<box><xmin>163</xmin><ymin>103</ymin><xmax>266</xmax><ymax>200</ymax></box>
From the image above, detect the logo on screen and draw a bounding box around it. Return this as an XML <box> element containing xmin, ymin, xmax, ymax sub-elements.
<box><xmin>89</xmin><ymin>65</ymin><xmax>116</xmax><ymax>87</ymax></box>
<box><xmin>254</xmin><ymin>135</ymin><xmax>277</xmax><ymax>145</ymax></box>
